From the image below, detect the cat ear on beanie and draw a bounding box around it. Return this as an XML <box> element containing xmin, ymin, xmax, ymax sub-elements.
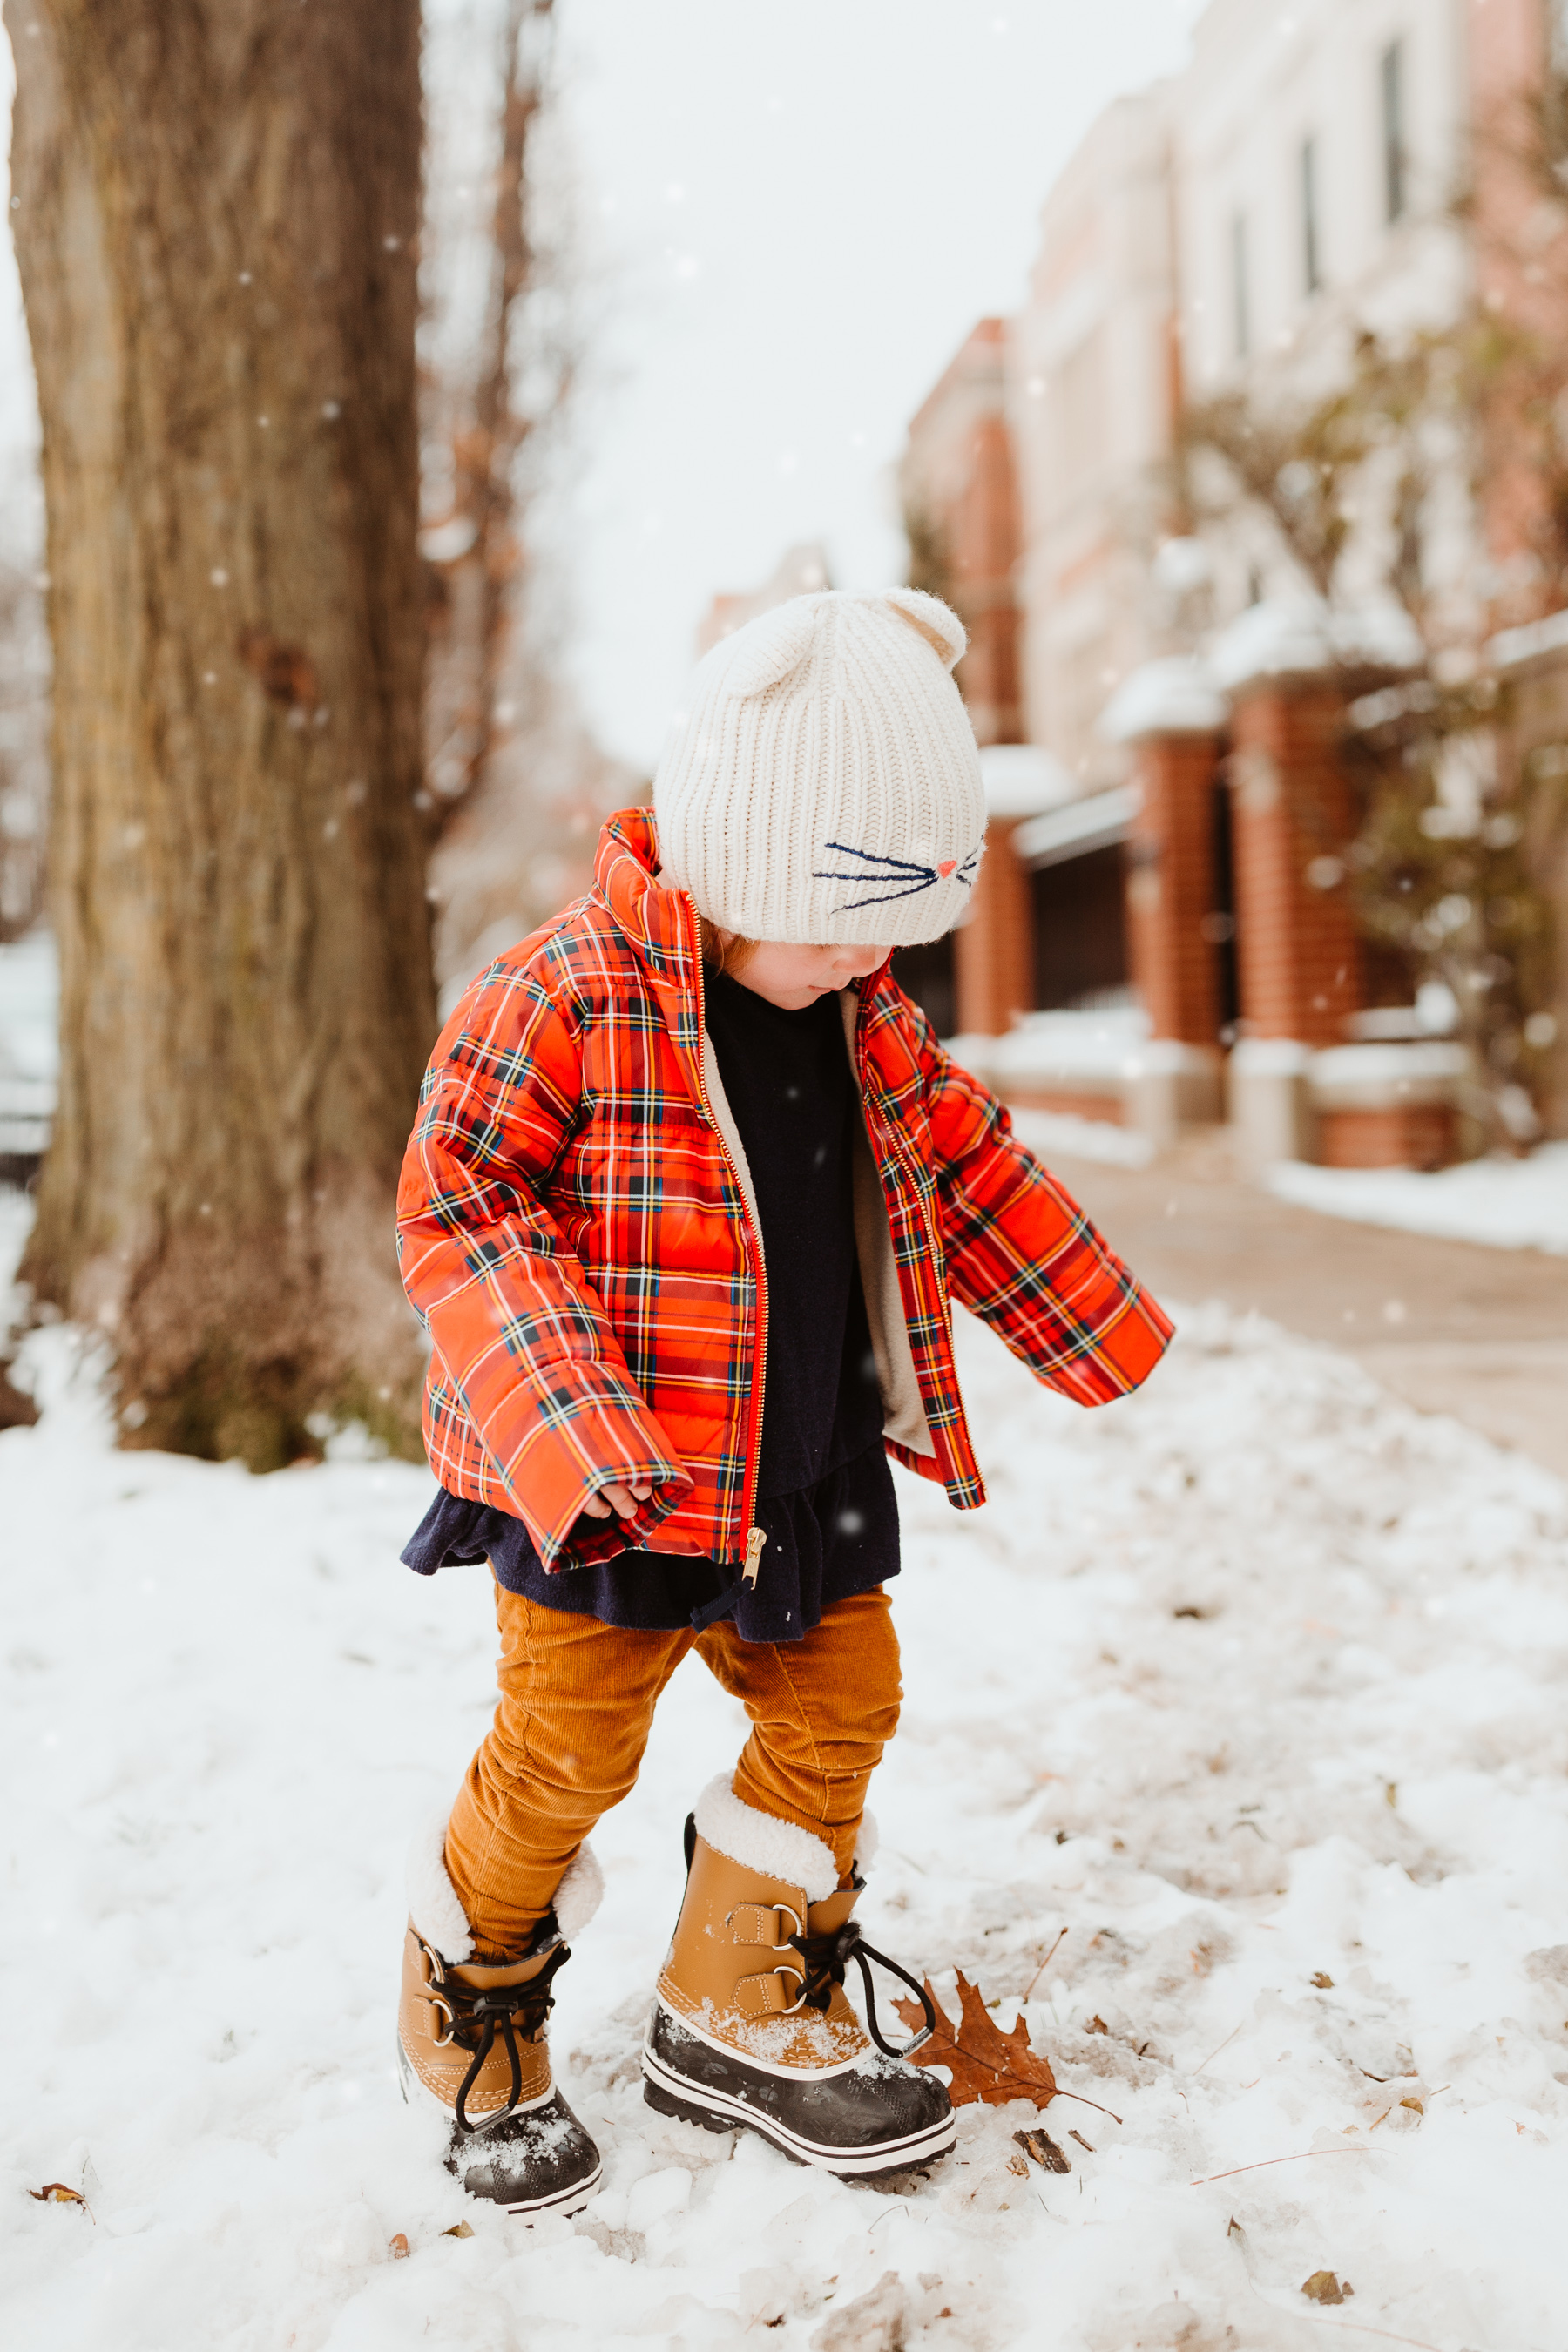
<box><xmin>882</xmin><ymin>588</ymin><xmax>967</xmax><ymax>671</ymax></box>
<box><xmin>720</xmin><ymin>596</ymin><xmax>824</xmax><ymax>699</ymax></box>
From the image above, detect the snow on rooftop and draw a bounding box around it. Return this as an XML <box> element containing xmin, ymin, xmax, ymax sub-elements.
<box><xmin>978</xmin><ymin>741</ymin><xmax>1075</xmax><ymax>818</ymax></box>
<box><xmin>1211</xmin><ymin>597</ymin><xmax>1336</xmax><ymax>690</ymax></box>
<box><xmin>1210</xmin><ymin>597</ymin><xmax>1422</xmax><ymax>693</ymax></box>
<box><xmin>1098</xmin><ymin>656</ymin><xmax>1226</xmax><ymax>742</ymax></box>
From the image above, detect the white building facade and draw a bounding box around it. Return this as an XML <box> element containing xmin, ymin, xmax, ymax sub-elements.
<box><xmin>1012</xmin><ymin>0</ymin><xmax>1477</xmax><ymax>784</ymax></box>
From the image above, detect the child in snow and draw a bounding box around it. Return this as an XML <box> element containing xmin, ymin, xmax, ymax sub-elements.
<box><xmin>394</xmin><ymin>588</ymin><xmax>1172</xmax><ymax>2217</ymax></box>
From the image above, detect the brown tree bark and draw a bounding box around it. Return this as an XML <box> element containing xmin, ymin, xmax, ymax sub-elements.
<box><xmin>6</xmin><ymin>0</ymin><xmax>436</xmax><ymax>1468</ymax></box>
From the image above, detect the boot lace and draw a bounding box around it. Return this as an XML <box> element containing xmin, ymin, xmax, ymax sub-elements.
<box><xmin>787</xmin><ymin>1920</ymin><xmax>936</xmax><ymax>2058</ymax></box>
<box><xmin>436</xmin><ymin>1942</ymin><xmax>571</xmax><ymax>2135</ymax></box>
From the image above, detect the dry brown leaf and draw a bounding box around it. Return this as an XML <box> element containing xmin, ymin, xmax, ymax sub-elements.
<box><xmin>892</xmin><ymin>1972</ymin><xmax>1058</xmax><ymax>2110</ymax></box>
<box><xmin>1310</xmin><ymin>1971</ymin><xmax>1334</xmax><ymax>1989</ymax></box>
<box><xmin>29</xmin><ymin>2184</ymin><xmax>85</xmax><ymax>2207</ymax></box>
<box><xmin>1014</xmin><ymin>2126</ymin><xmax>1070</xmax><ymax>2173</ymax></box>
<box><xmin>1301</xmin><ymin>2272</ymin><xmax>1354</xmax><ymax>2305</ymax></box>
<box><xmin>389</xmin><ymin>2233</ymin><xmax>410</xmax><ymax>2260</ymax></box>
<box><xmin>1085</xmin><ymin>2015</ymin><xmax>1110</xmax><ymax>2036</ymax></box>
<box><xmin>442</xmin><ymin>2220</ymin><xmax>475</xmax><ymax>2239</ymax></box>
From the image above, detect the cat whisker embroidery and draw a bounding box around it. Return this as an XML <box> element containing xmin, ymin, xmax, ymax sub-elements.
<box><xmin>812</xmin><ymin>840</ymin><xmax>982</xmax><ymax>910</ymax></box>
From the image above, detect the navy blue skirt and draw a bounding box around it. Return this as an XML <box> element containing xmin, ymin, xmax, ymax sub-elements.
<box><xmin>400</xmin><ymin>1437</ymin><xmax>901</xmax><ymax>1646</ymax></box>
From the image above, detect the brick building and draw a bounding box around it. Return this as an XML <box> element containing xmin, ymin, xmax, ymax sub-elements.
<box><xmin>902</xmin><ymin>0</ymin><xmax>1568</xmax><ymax>1163</ymax></box>
<box><xmin>897</xmin><ymin>321</ymin><xmax>1051</xmax><ymax>1040</ymax></box>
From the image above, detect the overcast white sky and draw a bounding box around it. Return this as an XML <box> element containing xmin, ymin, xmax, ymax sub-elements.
<box><xmin>0</xmin><ymin>3</ymin><xmax>1212</xmax><ymax>772</ymax></box>
<box><xmin>555</xmin><ymin>0</ymin><xmax>1209</xmax><ymax>769</ymax></box>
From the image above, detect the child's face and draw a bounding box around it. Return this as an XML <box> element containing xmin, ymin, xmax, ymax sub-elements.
<box><xmin>729</xmin><ymin>938</ymin><xmax>889</xmax><ymax>1012</ymax></box>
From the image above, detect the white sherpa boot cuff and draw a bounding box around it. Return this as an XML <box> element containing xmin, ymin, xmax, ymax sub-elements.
<box><xmin>693</xmin><ymin>1774</ymin><xmax>878</xmax><ymax>1905</ymax></box>
<box><xmin>405</xmin><ymin>1811</ymin><xmax>605</xmax><ymax>1963</ymax></box>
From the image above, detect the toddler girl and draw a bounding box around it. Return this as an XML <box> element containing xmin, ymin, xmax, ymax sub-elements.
<box><xmin>394</xmin><ymin>588</ymin><xmax>1171</xmax><ymax>2217</ymax></box>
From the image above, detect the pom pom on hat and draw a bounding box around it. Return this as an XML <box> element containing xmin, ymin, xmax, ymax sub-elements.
<box><xmin>653</xmin><ymin>588</ymin><xmax>985</xmax><ymax>948</ymax></box>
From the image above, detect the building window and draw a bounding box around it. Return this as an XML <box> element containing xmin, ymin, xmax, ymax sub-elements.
<box><xmin>1301</xmin><ymin>135</ymin><xmax>1321</xmax><ymax>293</ymax></box>
<box><xmin>1231</xmin><ymin>212</ymin><xmax>1250</xmax><ymax>360</ymax></box>
<box><xmin>1030</xmin><ymin>848</ymin><xmax>1129</xmax><ymax>1012</ymax></box>
<box><xmin>1381</xmin><ymin>38</ymin><xmax>1406</xmax><ymax>225</ymax></box>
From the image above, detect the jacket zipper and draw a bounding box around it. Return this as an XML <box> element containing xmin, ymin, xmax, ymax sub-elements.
<box><xmin>690</xmin><ymin>928</ymin><xmax>769</xmax><ymax>1588</ymax></box>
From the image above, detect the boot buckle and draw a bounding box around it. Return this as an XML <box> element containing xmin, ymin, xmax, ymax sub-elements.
<box><xmin>734</xmin><ymin>1961</ymin><xmax>808</xmax><ymax>2017</ymax></box>
<box><xmin>725</xmin><ymin>1900</ymin><xmax>803</xmax><ymax>1949</ymax></box>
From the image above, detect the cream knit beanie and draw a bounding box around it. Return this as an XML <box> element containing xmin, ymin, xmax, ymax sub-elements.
<box><xmin>653</xmin><ymin>588</ymin><xmax>985</xmax><ymax>946</ymax></box>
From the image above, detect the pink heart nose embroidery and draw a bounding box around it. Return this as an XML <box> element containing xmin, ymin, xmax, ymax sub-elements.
<box><xmin>937</xmin><ymin>859</ymin><xmax>956</xmax><ymax>878</ymax></box>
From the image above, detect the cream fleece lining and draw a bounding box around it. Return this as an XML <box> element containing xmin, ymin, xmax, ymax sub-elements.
<box><xmin>841</xmin><ymin>993</ymin><xmax>936</xmax><ymax>1458</ymax></box>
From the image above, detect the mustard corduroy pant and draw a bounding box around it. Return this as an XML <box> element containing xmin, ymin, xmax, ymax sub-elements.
<box><xmin>444</xmin><ymin>1581</ymin><xmax>902</xmax><ymax>1958</ymax></box>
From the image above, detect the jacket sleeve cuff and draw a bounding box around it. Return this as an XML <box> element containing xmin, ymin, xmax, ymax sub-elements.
<box><xmin>518</xmin><ymin>1440</ymin><xmax>694</xmax><ymax>1573</ymax></box>
<box><xmin>1044</xmin><ymin>1288</ymin><xmax>1175</xmax><ymax>1405</ymax></box>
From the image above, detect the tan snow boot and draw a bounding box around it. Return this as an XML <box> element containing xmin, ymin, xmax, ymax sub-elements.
<box><xmin>641</xmin><ymin>1775</ymin><xmax>955</xmax><ymax>2179</ymax></box>
<box><xmin>396</xmin><ymin>1818</ymin><xmax>603</xmax><ymax>2218</ymax></box>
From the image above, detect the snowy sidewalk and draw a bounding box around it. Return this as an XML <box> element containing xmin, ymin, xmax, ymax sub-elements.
<box><xmin>6</xmin><ymin>1300</ymin><xmax>1568</xmax><ymax>2351</ymax></box>
<box><xmin>1039</xmin><ymin>1138</ymin><xmax>1568</xmax><ymax>1486</ymax></box>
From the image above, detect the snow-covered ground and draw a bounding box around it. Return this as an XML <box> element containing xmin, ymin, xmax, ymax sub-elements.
<box><xmin>6</xmin><ymin>1208</ymin><xmax>1568</xmax><ymax>2349</ymax></box>
<box><xmin>0</xmin><ymin>932</ymin><xmax>57</xmax><ymax>1158</ymax></box>
<box><xmin>1271</xmin><ymin>1143</ymin><xmax>1568</xmax><ymax>1258</ymax></box>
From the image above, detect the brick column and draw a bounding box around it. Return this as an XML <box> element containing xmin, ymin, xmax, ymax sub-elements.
<box><xmin>1125</xmin><ymin>732</ymin><xmax>1224</xmax><ymax>1044</ymax></box>
<box><xmin>1100</xmin><ymin>659</ymin><xmax>1230</xmax><ymax>1140</ymax></box>
<box><xmin>954</xmin><ymin>816</ymin><xmax>1032</xmax><ymax>1035</ymax></box>
<box><xmin>1228</xmin><ymin>684</ymin><xmax>1362</xmax><ymax>1043</ymax></box>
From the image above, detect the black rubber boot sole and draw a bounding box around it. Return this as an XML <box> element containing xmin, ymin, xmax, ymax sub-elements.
<box><xmin>397</xmin><ymin>2036</ymin><xmax>603</xmax><ymax>2219</ymax></box>
<box><xmin>641</xmin><ymin>2001</ymin><xmax>956</xmax><ymax>2180</ymax></box>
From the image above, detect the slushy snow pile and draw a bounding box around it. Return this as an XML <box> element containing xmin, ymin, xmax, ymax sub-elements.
<box><xmin>6</xmin><ymin>1220</ymin><xmax>1568</xmax><ymax>2349</ymax></box>
<box><xmin>1270</xmin><ymin>1142</ymin><xmax>1568</xmax><ymax>1257</ymax></box>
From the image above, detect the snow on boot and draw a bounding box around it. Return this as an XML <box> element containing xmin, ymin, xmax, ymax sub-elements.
<box><xmin>641</xmin><ymin>1776</ymin><xmax>956</xmax><ymax>2180</ymax></box>
<box><xmin>397</xmin><ymin>1817</ymin><xmax>604</xmax><ymax>2219</ymax></box>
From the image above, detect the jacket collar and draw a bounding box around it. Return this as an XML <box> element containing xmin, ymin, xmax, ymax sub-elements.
<box><xmin>591</xmin><ymin>804</ymin><xmax>899</xmax><ymax>1043</ymax></box>
<box><xmin>593</xmin><ymin>808</ymin><xmax>702</xmax><ymax>1044</ymax></box>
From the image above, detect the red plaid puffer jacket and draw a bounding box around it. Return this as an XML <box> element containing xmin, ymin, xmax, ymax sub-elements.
<box><xmin>397</xmin><ymin>809</ymin><xmax>1173</xmax><ymax>1573</ymax></box>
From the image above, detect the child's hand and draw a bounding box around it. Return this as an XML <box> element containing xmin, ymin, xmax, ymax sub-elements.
<box><xmin>580</xmin><ymin>1478</ymin><xmax>654</xmax><ymax>1522</ymax></box>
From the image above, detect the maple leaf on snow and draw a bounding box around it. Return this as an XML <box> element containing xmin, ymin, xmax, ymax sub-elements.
<box><xmin>892</xmin><ymin>1970</ymin><xmax>1058</xmax><ymax>2109</ymax></box>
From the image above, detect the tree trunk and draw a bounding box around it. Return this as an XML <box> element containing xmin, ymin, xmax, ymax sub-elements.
<box><xmin>6</xmin><ymin>0</ymin><xmax>436</xmax><ymax>1469</ymax></box>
